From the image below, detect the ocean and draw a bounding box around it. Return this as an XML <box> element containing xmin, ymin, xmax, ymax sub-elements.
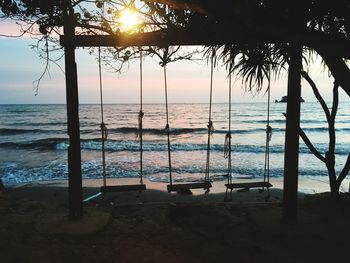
<box><xmin>0</xmin><ymin>103</ymin><xmax>349</xmax><ymax>189</ymax></box>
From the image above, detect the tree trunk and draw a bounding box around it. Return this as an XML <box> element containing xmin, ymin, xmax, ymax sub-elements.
<box><xmin>326</xmin><ymin>151</ymin><xmax>339</xmax><ymax>200</ymax></box>
<box><xmin>329</xmin><ymin>182</ymin><xmax>340</xmax><ymax>200</ymax></box>
<box><xmin>64</xmin><ymin>4</ymin><xmax>83</xmax><ymax>219</ymax></box>
<box><xmin>283</xmin><ymin>42</ymin><xmax>303</xmax><ymax>221</ymax></box>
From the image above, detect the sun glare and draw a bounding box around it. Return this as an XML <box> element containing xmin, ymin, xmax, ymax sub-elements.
<box><xmin>119</xmin><ymin>9</ymin><xmax>139</xmax><ymax>31</ymax></box>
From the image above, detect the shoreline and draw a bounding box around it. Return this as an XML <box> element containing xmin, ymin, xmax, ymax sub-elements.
<box><xmin>6</xmin><ymin>175</ymin><xmax>344</xmax><ymax>193</ymax></box>
<box><xmin>4</xmin><ymin>176</ymin><xmax>349</xmax><ymax>205</ymax></box>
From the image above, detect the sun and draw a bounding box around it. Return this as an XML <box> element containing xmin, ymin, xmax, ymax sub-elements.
<box><xmin>119</xmin><ymin>9</ymin><xmax>139</xmax><ymax>31</ymax></box>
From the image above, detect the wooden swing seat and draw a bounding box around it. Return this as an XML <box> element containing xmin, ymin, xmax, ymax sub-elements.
<box><xmin>167</xmin><ymin>181</ymin><xmax>212</xmax><ymax>192</ymax></box>
<box><xmin>100</xmin><ymin>184</ymin><xmax>146</xmax><ymax>193</ymax></box>
<box><xmin>225</xmin><ymin>181</ymin><xmax>272</xmax><ymax>190</ymax></box>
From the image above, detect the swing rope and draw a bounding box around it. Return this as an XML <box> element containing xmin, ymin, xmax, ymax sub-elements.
<box><xmin>138</xmin><ymin>50</ymin><xmax>144</xmax><ymax>185</ymax></box>
<box><xmin>98</xmin><ymin>47</ymin><xmax>108</xmax><ymax>188</ymax></box>
<box><xmin>224</xmin><ymin>73</ymin><xmax>232</xmax><ymax>185</ymax></box>
<box><xmin>163</xmin><ymin>64</ymin><xmax>173</xmax><ymax>185</ymax></box>
<box><xmin>264</xmin><ymin>81</ymin><xmax>272</xmax><ymax>183</ymax></box>
<box><xmin>163</xmin><ymin>54</ymin><xmax>212</xmax><ymax>192</ymax></box>
<box><xmin>205</xmin><ymin>57</ymin><xmax>214</xmax><ymax>182</ymax></box>
<box><xmin>83</xmin><ymin>5</ymin><xmax>146</xmax><ymax>199</ymax></box>
<box><xmin>224</xmin><ymin>78</ymin><xmax>272</xmax><ymax>202</ymax></box>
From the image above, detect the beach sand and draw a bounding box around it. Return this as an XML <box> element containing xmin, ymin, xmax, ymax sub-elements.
<box><xmin>1</xmin><ymin>178</ymin><xmax>350</xmax><ymax>262</ymax></box>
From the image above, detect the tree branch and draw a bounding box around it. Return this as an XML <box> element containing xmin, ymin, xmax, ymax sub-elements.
<box><xmin>336</xmin><ymin>154</ymin><xmax>350</xmax><ymax>190</ymax></box>
<box><xmin>33</xmin><ymin>36</ymin><xmax>51</xmax><ymax>95</ymax></box>
<box><xmin>316</xmin><ymin>47</ymin><xmax>350</xmax><ymax>98</ymax></box>
<box><xmin>331</xmin><ymin>84</ymin><xmax>339</xmax><ymax>120</ymax></box>
<box><xmin>75</xmin><ymin>22</ymin><xmax>115</xmax><ymax>35</ymax></box>
<box><xmin>328</xmin><ymin>84</ymin><xmax>338</xmax><ymax>156</ymax></box>
<box><xmin>283</xmin><ymin>113</ymin><xmax>326</xmax><ymax>163</ymax></box>
<box><xmin>301</xmin><ymin>70</ymin><xmax>331</xmax><ymax>121</ymax></box>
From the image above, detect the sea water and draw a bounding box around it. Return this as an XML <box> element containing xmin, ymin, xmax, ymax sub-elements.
<box><xmin>0</xmin><ymin>103</ymin><xmax>349</xmax><ymax>189</ymax></box>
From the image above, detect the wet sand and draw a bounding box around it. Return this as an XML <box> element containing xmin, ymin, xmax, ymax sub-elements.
<box><xmin>1</xmin><ymin>178</ymin><xmax>350</xmax><ymax>262</ymax></box>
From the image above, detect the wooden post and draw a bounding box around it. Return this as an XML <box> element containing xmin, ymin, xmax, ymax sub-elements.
<box><xmin>63</xmin><ymin>6</ymin><xmax>83</xmax><ymax>219</ymax></box>
<box><xmin>283</xmin><ymin>43</ymin><xmax>303</xmax><ymax>221</ymax></box>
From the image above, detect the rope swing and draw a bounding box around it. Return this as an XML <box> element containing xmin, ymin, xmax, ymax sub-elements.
<box><xmin>82</xmin><ymin>47</ymin><xmax>108</xmax><ymax>202</ymax></box>
<box><xmin>97</xmin><ymin>49</ymin><xmax>146</xmax><ymax>194</ymax></box>
<box><xmin>165</xmin><ymin>50</ymin><xmax>212</xmax><ymax>193</ymax></box>
<box><xmin>264</xmin><ymin>81</ymin><xmax>272</xmax><ymax>186</ymax></box>
<box><xmin>224</xmin><ymin>73</ymin><xmax>233</xmax><ymax>185</ymax></box>
<box><xmin>163</xmin><ymin>63</ymin><xmax>173</xmax><ymax>185</ymax></box>
<box><xmin>224</xmin><ymin>76</ymin><xmax>272</xmax><ymax>202</ymax></box>
<box><xmin>98</xmin><ymin>47</ymin><xmax>108</xmax><ymax>189</ymax></box>
<box><xmin>84</xmin><ymin>48</ymin><xmax>146</xmax><ymax>201</ymax></box>
<box><xmin>138</xmin><ymin>49</ymin><xmax>144</xmax><ymax>185</ymax></box>
<box><xmin>204</xmin><ymin>57</ymin><xmax>215</xmax><ymax>185</ymax></box>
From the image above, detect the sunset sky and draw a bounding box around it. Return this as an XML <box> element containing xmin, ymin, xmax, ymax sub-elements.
<box><xmin>0</xmin><ymin>22</ymin><xmax>341</xmax><ymax>105</ymax></box>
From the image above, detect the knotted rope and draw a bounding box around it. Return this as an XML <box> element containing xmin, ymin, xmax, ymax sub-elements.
<box><xmin>163</xmin><ymin>63</ymin><xmax>173</xmax><ymax>184</ymax></box>
<box><xmin>266</xmin><ymin>125</ymin><xmax>272</xmax><ymax>142</ymax></box>
<box><xmin>205</xmin><ymin>57</ymin><xmax>214</xmax><ymax>182</ymax></box>
<box><xmin>138</xmin><ymin>50</ymin><xmax>144</xmax><ymax>184</ymax></box>
<box><xmin>226</xmin><ymin>73</ymin><xmax>233</xmax><ymax>185</ymax></box>
<box><xmin>98</xmin><ymin>47</ymin><xmax>107</xmax><ymax>187</ymax></box>
<box><xmin>100</xmin><ymin>122</ymin><xmax>108</xmax><ymax>141</ymax></box>
<box><xmin>263</xmin><ymin>80</ymin><xmax>272</xmax><ymax>184</ymax></box>
<box><xmin>207</xmin><ymin>120</ymin><xmax>214</xmax><ymax>136</ymax></box>
<box><xmin>224</xmin><ymin>132</ymin><xmax>231</xmax><ymax>159</ymax></box>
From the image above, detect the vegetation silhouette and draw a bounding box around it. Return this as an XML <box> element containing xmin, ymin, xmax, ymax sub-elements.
<box><xmin>299</xmin><ymin>72</ymin><xmax>350</xmax><ymax>199</ymax></box>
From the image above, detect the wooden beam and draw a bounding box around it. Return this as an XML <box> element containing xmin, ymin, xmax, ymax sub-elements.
<box><xmin>60</xmin><ymin>29</ymin><xmax>267</xmax><ymax>48</ymax></box>
<box><xmin>283</xmin><ymin>42</ymin><xmax>303</xmax><ymax>221</ymax></box>
<box><xmin>60</xmin><ymin>29</ymin><xmax>350</xmax><ymax>60</ymax></box>
<box><xmin>64</xmin><ymin>10</ymin><xmax>83</xmax><ymax>220</ymax></box>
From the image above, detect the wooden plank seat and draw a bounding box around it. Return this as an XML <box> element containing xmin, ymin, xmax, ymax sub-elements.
<box><xmin>225</xmin><ymin>181</ymin><xmax>272</xmax><ymax>190</ymax></box>
<box><xmin>83</xmin><ymin>184</ymin><xmax>146</xmax><ymax>202</ymax></box>
<box><xmin>100</xmin><ymin>184</ymin><xmax>146</xmax><ymax>193</ymax></box>
<box><xmin>224</xmin><ymin>181</ymin><xmax>272</xmax><ymax>202</ymax></box>
<box><xmin>167</xmin><ymin>181</ymin><xmax>212</xmax><ymax>193</ymax></box>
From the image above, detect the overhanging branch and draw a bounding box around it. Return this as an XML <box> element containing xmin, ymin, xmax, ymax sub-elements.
<box><xmin>283</xmin><ymin>113</ymin><xmax>326</xmax><ymax>163</ymax></box>
<box><xmin>301</xmin><ymin>71</ymin><xmax>331</xmax><ymax>121</ymax></box>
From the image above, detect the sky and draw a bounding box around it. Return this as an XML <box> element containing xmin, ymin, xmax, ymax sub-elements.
<box><xmin>0</xmin><ymin>21</ymin><xmax>346</xmax><ymax>105</ymax></box>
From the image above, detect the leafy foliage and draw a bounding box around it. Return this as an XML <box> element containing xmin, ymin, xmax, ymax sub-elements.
<box><xmin>2</xmin><ymin>1</ymin><xmax>350</xmax><ymax>93</ymax></box>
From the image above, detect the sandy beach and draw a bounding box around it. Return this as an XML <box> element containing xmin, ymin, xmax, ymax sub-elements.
<box><xmin>1</xmin><ymin>177</ymin><xmax>350</xmax><ymax>263</ymax></box>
